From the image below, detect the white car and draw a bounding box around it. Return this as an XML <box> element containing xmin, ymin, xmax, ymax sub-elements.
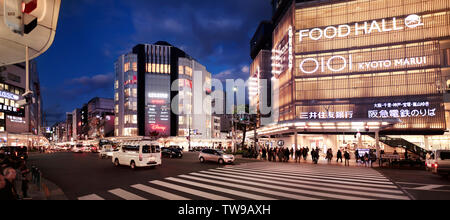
<box><xmin>429</xmin><ymin>150</ymin><xmax>450</xmax><ymax>178</ymax></box>
<box><xmin>99</xmin><ymin>145</ymin><xmax>114</xmax><ymax>159</ymax></box>
<box><xmin>112</xmin><ymin>141</ymin><xmax>162</xmax><ymax>170</ymax></box>
<box><xmin>199</xmin><ymin>149</ymin><xmax>235</xmax><ymax>165</ymax></box>
<box><xmin>72</xmin><ymin>146</ymin><xmax>83</xmax><ymax>153</ymax></box>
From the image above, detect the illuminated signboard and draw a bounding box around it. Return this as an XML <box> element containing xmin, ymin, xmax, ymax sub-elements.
<box><xmin>145</xmin><ymin>75</ymin><xmax>171</xmax><ymax>137</ymax></box>
<box><xmin>299</xmin><ymin>55</ymin><xmax>428</xmax><ymax>74</ymax></box>
<box><xmin>272</xmin><ymin>26</ymin><xmax>293</xmax><ymax>75</ymax></box>
<box><xmin>368</xmin><ymin>101</ymin><xmax>436</xmax><ymax>119</ymax></box>
<box><xmin>297</xmin><ymin>14</ymin><xmax>428</xmax><ymax>75</ymax></box>
<box><xmin>0</xmin><ymin>91</ymin><xmax>19</xmax><ymax>101</ymax></box>
<box><xmin>300</xmin><ymin>111</ymin><xmax>354</xmax><ymax>120</ymax></box>
<box><xmin>298</xmin><ymin>14</ymin><xmax>424</xmax><ymax>42</ymax></box>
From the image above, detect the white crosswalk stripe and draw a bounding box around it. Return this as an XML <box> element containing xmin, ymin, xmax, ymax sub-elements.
<box><xmin>222</xmin><ymin>167</ymin><xmax>396</xmax><ymax>187</ymax></box>
<box><xmin>77</xmin><ymin>162</ymin><xmax>410</xmax><ymax>200</ymax></box>
<box><xmin>108</xmin><ymin>188</ymin><xmax>147</xmax><ymax>200</ymax></box>
<box><xmin>151</xmin><ymin>180</ymin><xmax>233</xmax><ymax>200</ymax></box>
<box><xmin>131</xmin><ymin>184</ymin><xmax>190</xmax><ymax>200</ymax></box>
<box><xmin>78</xmin><ymin>194</ymin><xmax>105</xmax><ymax>200</ymax></box>
<box><xmin>166</xmin><ymin>177</ymin><xmax>276</xmax><ymax>200</ymax></box>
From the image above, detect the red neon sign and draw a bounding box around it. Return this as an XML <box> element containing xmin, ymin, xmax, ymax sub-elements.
<box><xmin>151</xmin><ymin>100</ymin><xmax>166</xmax><ymax>105</ymax></box>
<box><xmin>151</xmin><ymin>124</ymin><xmax>167</xmax><ymax>132</ymax></box>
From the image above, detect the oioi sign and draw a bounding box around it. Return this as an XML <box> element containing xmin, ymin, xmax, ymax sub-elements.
<box><xmin>298</xmin><ymin>14</ymin><xmax>424</xmax><ymax>42</ymax></box>
<box><xmin>299</xmin><ymin>55</ymin><xmax>428</xmax><ymax>74</ymax></box>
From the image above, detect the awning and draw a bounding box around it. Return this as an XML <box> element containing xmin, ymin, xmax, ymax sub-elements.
<box><xmin>253</xmin><ymin>118</ymin><xmax>402</xmax><ymax>137</ymax></box>
<box><xmin>0</xmin><ymin>0</ymin><xmax>61</xmax><ymax>66</ymax></box>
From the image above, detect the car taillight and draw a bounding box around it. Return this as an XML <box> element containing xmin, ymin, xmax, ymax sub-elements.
<box><xmin>139</xmin><ymin>154</ymin><xmax>143</xmax><ymax>161</ymax></box>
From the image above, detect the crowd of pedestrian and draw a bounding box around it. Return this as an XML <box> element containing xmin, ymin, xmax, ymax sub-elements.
<box><xmin>259</xmin><ymin>146</ymin><xmax>374</xmax><ymax>168</ymax></box>
<box><xmin>1</xmin><ymin>149</ymin><xmax>32</xmax><ymax>200</ymax></box>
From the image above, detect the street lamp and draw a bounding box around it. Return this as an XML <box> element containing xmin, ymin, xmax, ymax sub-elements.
<box><xmin>232</xmin><ymin>87</ymin><xmax>238</xmax><ymax>153</ymax></box>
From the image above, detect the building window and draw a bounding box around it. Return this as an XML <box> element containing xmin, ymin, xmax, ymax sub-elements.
<box><xmin>179</xmin><ymin>66</ymin><xmax>184</xmax><ymax>75</ymax></box>
<box><xmin>115</xmin><ymin>93</ymin><xmax>119</xmax><ymax>101</ymax></box>
<box><xmin>132</xmin><ymin>62</ymin><xmax>137</xmax><ymax>72</ymax></box>
<box><xmin>115</xmin><ymin>80</ymin><xmax>119</xmax><ymax>89</ymax></box>
<box><xmin>124</xmin><ymin>62</ymin><xmax>130</xmax><ymax>72</ymax></box>
<box><xmin>185</xmin><ymin>67</ymin><xmax>192</xmax><ymax>77</ymax></box>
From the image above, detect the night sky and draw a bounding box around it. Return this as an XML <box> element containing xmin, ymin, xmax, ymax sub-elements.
<box><xmin>36</xmin><ymin>0</ymin><xmax>272</xmax><ymax>126</ymax></box>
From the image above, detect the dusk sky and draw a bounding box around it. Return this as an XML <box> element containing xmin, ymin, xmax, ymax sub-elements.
<box><xmin>36</xmin><ymin>0</ymin><xmax>272</xmax><ymax>125</ymax></box>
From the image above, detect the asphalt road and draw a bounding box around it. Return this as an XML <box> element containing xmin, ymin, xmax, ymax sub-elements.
<box><xmin>27</xmin><ymin>152</ymin><xmax>261</xmax><ymax>200</ymax></box>
<box><xmin>377</xmin><ymin>168</ymin><xmax>450</xmax><ymax>200</ymax></box>
<box><xmin>27</xmin><ymin>152</ymin><xmax>450</xmax><ymax>200</ymax></box>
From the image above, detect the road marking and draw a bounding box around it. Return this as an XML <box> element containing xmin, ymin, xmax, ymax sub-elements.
<box><xmin>412</xmin><ymin>185</ymin><xmax>445</xmax><ymax>190</ymax></box>
<box><xmin>223</xmin><ymin>167</ymin><xmax>396</xmax><ymax>187</ymax></box>
<box><xmin>179</xmin><ymin>174</ymin><xmax>320</xmax><ymax>200</ymax></box>
<box><xmin>78</xmin><ymin>194</ymin><xmax>104</xmax><ymax>200</ymax></box>
<box><xmin>191</xmin><ymin>172</ymin><xmax>371</xmax><ymax>200</ymax></box>
<box><xmin>108</xmin><ymin>188</ymin><xmax>147</xmax><ymax>200</ymax></box>
<box><xmin>254</xmin><ymin>167</ymin><xmax>390</xmax><ymax>181</ymax></box>
<box><xmin>131</xmin><ymin>184</ymin><xmax>190</xmax><ymax>200</ymax></box>
<box><xmin>199</xmin><ymin>170</ymin><xmax>409</xmax><ymax>200</ymax></box>
<box><xmin>217</xmin><ymin>168</ymin><xmax>400</xmax><ymax>191</ymax></box>
<box><xmin>150</xmin><ymin>180</ymin><xmax>232</xmax><ymax>200</ymax></box>
<box><xmin>166</xmin><ymin>177</ymin><xmax>276</xmax><ymax>200</ymax></box>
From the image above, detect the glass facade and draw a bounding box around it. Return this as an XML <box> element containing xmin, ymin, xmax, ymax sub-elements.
<box><xmin>273</xmin><ymin>0</ymin><xmax>450</xmax><ymax>133</ymax></box>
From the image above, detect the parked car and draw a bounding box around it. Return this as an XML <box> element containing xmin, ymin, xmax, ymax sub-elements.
<box><xmin>72</xmin><ymin>145</ymin><xmax>84</xmax><ymax>153</ymax></box>
<box><xmin>161</xmin><ymin>147</ymin><xmax>183</xmax><ymax>159</ymax></box>
<box><xmin>199</xmin><ymin>149</ymin><xmax>235</xmax><ymax>165</ymax></box>
<box><xmin>99</xmin><ymin>145</ymin><xmax>114</xmax><ymax>159</ymax></box>
<box><xmin>426</xmin><ymin>152</ymin><xmax>436</xmax><ymax>171</ymax></box>
<box><xmin>83</xmin><ymin>146</ymin><xmax>92</xmax><ymax>153</ymax></box>
<box><xmin>91</xmin><ymin>146</ymin><xmax>99</xmax><ymax>153</ymax></box>
<box><xmin>112</xmin><ymin>141</ymin><xmax>162</xmax><ymax>170</ymax></box>
<box><xmin>429</xmin><ymin>150</ymin><xmax>450</xmax><ymax>178</ymax></box>
<box><xmin>0</xmin><ymin>146</ymin><xmax>28</xmax><ymax>161</ymax></box>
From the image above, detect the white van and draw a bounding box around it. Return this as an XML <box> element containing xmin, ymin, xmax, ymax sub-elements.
<box><xmin>99</xmin><ymin>145</ymin><xmax>114</xmax><ymax>159</ymax></box>
<box><xmin>112</xmin><ymin>141</ymin><xmax>162</xmax><ymax>170</ymax></box>
<box><xmin>429</xmin><ymin>150</ymin><xmax>450</xmax><ymax>178</ymax></box>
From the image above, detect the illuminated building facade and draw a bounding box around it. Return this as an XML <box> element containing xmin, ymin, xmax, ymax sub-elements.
<box><xmin>256</xmin><ymin>0</ymin><xmax>450</xmax><ymax>155</ymax></box>
<box><xmin>0</xmin><ymin>61</ymin><xmax>43</xmax><ymax>147</ymax></box>
<box><xmin>115</xmin><ymin>42</ymin><xmax>212</xmax><ymax>139</ymax></box>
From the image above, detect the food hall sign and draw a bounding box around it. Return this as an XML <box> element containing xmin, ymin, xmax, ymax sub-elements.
<box><xmin>298</xmin><ymin>14</ymin><xmax>424</xmax><ymax>42</ymax></box>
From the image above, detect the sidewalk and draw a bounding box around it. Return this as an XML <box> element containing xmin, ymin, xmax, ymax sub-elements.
<box><xmin>18</xmin><ymin>174</ymin><xmax>67</xmax><ymax>200</ymax></box>
<box><xmin>28</xmin><ymin>177</ymin><xmax>67</xmax><ymax>200</ymax></box>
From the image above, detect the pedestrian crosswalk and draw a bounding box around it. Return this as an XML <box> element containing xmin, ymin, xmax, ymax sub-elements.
<box><xmin>77</xmin><ymin>163</ymin><xmax>411</xmax><ymax>200</ymax></box>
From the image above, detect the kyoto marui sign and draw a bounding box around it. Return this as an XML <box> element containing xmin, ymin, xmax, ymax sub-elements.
<box><xmin>299</xmin><ymin>55</ymin><xmax>428</xmax><ymax>74</ymax></box>
<box><xmin>298</xmin><ymin>14</ymin><xmax>424</xmax><ymax>42</ymax></box>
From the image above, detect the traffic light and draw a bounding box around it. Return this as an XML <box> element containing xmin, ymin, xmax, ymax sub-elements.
<box><xmin>3</xmin><ymin>0</ymin><xmax>38</xmax><ymax>35</ymax></box>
